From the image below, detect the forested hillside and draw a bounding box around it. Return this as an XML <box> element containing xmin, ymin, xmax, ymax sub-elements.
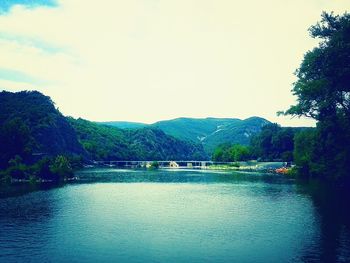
<box><xmin>211</xmin><ymin>123</ymin><xmax>306</xmax><ymax>162</ymax></box>
<box><xmin>101</xmin><ymin>116</ymin><xmax>270</xmax><ymax>154</ymax></box>
<box><xmin>0</xmin><ymin>91</ymin><xmax>85</xmax><ymax>168</ymax></box>
<box><xmin>0</xmin><ymin>90</ymin><xmax>208</xmax><ymax>173</ymax></box>
<box><xmin>69</xmin><ymin>118</ymin><xmax>207</xmax><ymax>161</ymax></box>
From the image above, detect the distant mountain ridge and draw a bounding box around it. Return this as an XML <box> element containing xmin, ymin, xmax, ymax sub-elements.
<box><xmin>70</xmin><ymin>118</ymin><xmax>207</xmax><ymax>161</ymax></box>
<box><xmin>98</xmin><ymin>121</ymin><xmax>147</xmax><ymax>129</ymax></box>
<box><xmin>99</xmin><ymin>117</ymin><xmax>271</xmax><ymax>153</ymax></box>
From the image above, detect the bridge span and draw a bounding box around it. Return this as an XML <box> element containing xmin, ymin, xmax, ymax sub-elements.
<box><xmin>91</xmin><ymin>160</ymin><xmax>224</xmax><ymax>169</ymax></box>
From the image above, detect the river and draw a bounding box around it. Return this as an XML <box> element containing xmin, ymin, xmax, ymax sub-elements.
<box><xmin>0</xmin><ymin>168</ymin><xmax>349</xmax><ymax>262</ymax></box>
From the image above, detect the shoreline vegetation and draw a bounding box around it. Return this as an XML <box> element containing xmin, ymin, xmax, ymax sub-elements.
<box><xmin>0</xmin><ymin>160</ymin><xmax>309</xmax><ymax>200</ymax></box>
<box><xmin>0</xmin><ymin>160</ymin><xmax>293</xmax><ymax>185</ymax></box>
<box><xmin>0</xmin><ymin>155</ymin><xmax>82</xmax><ymax>185</ymax></box>
<box><xmin>0</xmin><ymin>162</ymin><xmax>293</xmax><ymax>199</ymax></box>
<box><xmin>89</xmin><ymin>161</ymin><xmax>292</xmax><ymax>175</ymax></box>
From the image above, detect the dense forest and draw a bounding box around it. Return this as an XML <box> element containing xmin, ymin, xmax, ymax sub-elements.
<box><xmin>102</xmin><ymin>116</ymin><xmax>270</xmax><ymax>154</ymax></box>
<box><xmin>212</xmin><ymin>123</ymin><xmax>303</xmax><ymax>163</ymax></box>
<box><xmin>0</xmin><ymin>90</ymin><xmax>85</xmax><ymax>168</ymax></box>
<box><xmin>0</xmin><ymin>91</ymin><xmax>85</xmax><ymax>182</ymax></box>
<box><xmin>69</xmin><ymin>118</ymin><xmax>208</xmax><ymax>161</ymax></box>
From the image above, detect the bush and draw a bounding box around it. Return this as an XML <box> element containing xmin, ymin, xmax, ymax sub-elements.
<box><xmin>150</xmin><ymin>161</ymin><xmax>160</xmax><ymax>169</ymax></box>
<box><xmin>6</xmin><ymin>155</ymin><xmax>29</xmax><ymax>180</ymax></box>
<box><xmin>50</xmin><ymin>155</ymin><xmax>74</xmax><ymax>180</ymax></box>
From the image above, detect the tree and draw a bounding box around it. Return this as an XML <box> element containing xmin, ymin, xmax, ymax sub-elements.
<box><xmin>0</xmin><ymin>117</ymin><xmax>34</xmax><ymax>168</ymax></box>
<box><xmin>280</xmin><ymin>12</ymin><xmax>350</xmax><ymax>180</ymax></box>
<box><xmin>6</xmin><ymin>155</ymin><xmax>28</xmax><ymax>179</ymax></box>
<box><xmin>212</xmin><ymin>144</ymin><xmax>232</xmax><ymax>162</ymax></box>
<box><xmin>231</xmin><ymin>145</ymin><xmax>251</xmax><ymax>161</ymax></box>
<box><xmin>249</xmin><ymin>123</ymin><xmax>295</xmax><ymax>161</ymax></box>
<box><xmin>50</xmin><ymin>155</ymin><xmax>74</xmax><ymax>180</ymax></box>
<box><xmin>212</xmin><ymin>144</ymin><xmax>251</xmax><ymax>162</ymax></box>
<box><xmin>293</xmin><ymin>129</ymin><xmax>318</xmax><ymax>176</ymax></box>
<box><xmin>33</xmin><ymin>157</ymin><xmax>55</xmax><ymax>180</ymax></box>
<box><xmin>281</xmin><ymin>12</ymin><xmax>350</xmax><ymax>120</ymax></box>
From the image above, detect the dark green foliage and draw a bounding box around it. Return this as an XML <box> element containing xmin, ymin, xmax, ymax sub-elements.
<box><xmin>0</xmin><ymin>155</ymin><xmax>77</xmax><ymax>182</ymax></box>
<box><xmin>127</xmin><ymin>127</ymin><xmax>208</xmax><ymax>160</ymax></box>
<box><xmin>49</xmin><ymin>155</ymin><xmax>74</xmax><ymax>180</ymax></box>
<box><xmin>150</xmin><ymin>161</ymin><xmax>160</xmax><ymax>169</ymax></box>
<box><xmin>0</xmin><ymin>90</ymin><xmax>85</xmax><ymax>168</ymax></box>
<box><xmin>282</xmin><ymin>12</ymin><xmax>350</xmax><ymax>121</ymax></box>
<box><xmin>68</xmin><ymin>117</ymin><xmax>130</xmax><ymax>160</ymax></box>
<box><xmin>69</xmin><ymin>118</ymin><xmax>208</xmax><ymax>161</ymax></box>
<box><xmin>6</xmin><ymin>155</ymin><xmax>28</xmax><ymax>179</ymax></box>
<box><xmin>0</xmin><ymin>117</ymin><xmax>34</xmax><ymax>167</ymax></box>
<box><xmin>281</xmin><ymin>12</ymin><xmax>350</xmax><ymax>181</ymax></box>
<box><xmin>31</xmin><ymin>157</ymin><xmax>55</xmax><ymax>180</ymax></box>
<box><xmin>212</xmin><ymin>144</ymin><xmax>252</xmax><ymax>162</ymax></box>
<box><xmin>232</xmin><ymin>145</ymin><xmax>251</xmax><ymax>161</ymax></box>
<box><xmin>250</xmin><ymin>123</ymin><xmax>296</xmax><ymax>161</ymax></box>
<box><xmin>0</xmin><ymin>92</ymin><xmax>91</xmax><ymax>181</ymax></box>
<box><xmin>293</xmin><ymin>129</ymin><xmax>318</xmax><ymax>176</ymax></box>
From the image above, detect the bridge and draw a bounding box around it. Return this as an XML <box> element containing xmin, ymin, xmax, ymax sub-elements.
<box><xmin>90</xmin><ymin>160</ymin><xmax>222</xmax><ymax>169</ymax></box>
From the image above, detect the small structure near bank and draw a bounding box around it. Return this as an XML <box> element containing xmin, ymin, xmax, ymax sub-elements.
<box><xmin>169</xmin><ymin>161</ymin><xmax>179</xmax><ymax>168</ymax></box>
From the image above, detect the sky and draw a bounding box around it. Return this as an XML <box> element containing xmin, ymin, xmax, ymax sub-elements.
<box><xmin>0</xmin><ymin>0</ymin><xmax>349</xmax><ymax>126</ymax></box>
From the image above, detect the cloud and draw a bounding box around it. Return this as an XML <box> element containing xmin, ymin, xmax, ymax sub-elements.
<box><xmin>0</xmin><ymin>67</ymin><xmax>46</xmax><ymax>84</ymax></box>
<box><xmin>0</xmin><ymin>0</ymin><xmax>349</xmax><ymax>126</ymax></box>
<box><xmin>0</xmin><ymin>0</ymin><xmax>57</xmax><ymax>14</ymax></box>
<box><xmin>0</xmin><ymin>31</ymin><xmax>65</xmax><ymax>54</ymax></box>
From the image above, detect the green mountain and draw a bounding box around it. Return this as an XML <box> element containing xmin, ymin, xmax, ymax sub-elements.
<box><xmin>200</xmin><ymin>117</ymin><xmax>271</xmax><ymax>153</ymax></box>
<box><xmin>153</xmin><ymin>117</ymin><xmax>240</xmax><ymax>142</ymax></box>
<box><xmin>1</xmin><ymin>90</ymin><xmax>271</xmax><ymax>165</ymax></box>
<box><xmin>0</xmin><ymin>91</ymin><xmax>85</xmax><ymax>167</ymax></box>
<box><xmin>0</xmin><ymin>90</ymin><xmax>207</xmax><ymax>166</ymax></box>
<box><xmin>69</xmin><ymin>118</ymin><xmax>207</xmax><ymax>161</ymax></box>
<box><xmin>101</xmin><ymin>117</ymin><xmax>270</xmax><ymax>154</ymax></box>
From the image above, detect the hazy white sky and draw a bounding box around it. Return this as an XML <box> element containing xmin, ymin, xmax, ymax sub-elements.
<box><xmin>0</xmin><ymin>0</ymin><xmax>349</xmax><ymax>126</ymax></box>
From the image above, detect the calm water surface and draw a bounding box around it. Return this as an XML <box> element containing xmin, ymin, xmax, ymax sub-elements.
<box><xmin>0</xmin><ymin>168</ymin><xmax>349</xmax><ymax>262</ymax></box>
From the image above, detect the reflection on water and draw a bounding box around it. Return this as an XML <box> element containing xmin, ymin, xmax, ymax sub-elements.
<box><xmin>296</xmin><ymin>181</ymin><xmax>350</xmax><ymax>262</ymax></box>
<box><xmin>0</xmin><ymin>168</ymin><xmax>349</xmax><ymax>262</ymax></box>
